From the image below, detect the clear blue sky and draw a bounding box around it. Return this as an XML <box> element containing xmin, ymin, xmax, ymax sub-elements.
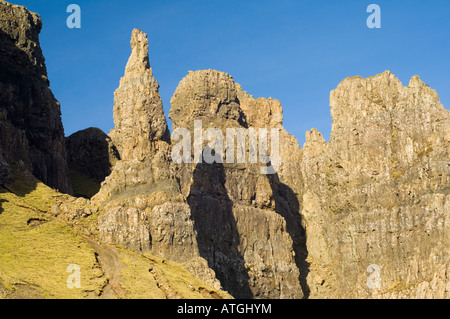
<box><xmin>11</xmin><ymin>0</ymin><xmax>450</xmax><ymax>146</ymax></box>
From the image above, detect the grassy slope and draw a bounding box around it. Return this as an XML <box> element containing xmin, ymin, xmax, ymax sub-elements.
<box><xmin>69</xmin><ymin>169</ymin><xmax>101</xmax><ymax>199</ymax></box>
<box><xmin>0</xmin><ymin>167</ymin><xmax>231</xmax><ymax>299</ymax></box>
<box><xmin>0</xmin><ymin>169</ymin><xmax>104</xmax><ymax>298</ymax></box>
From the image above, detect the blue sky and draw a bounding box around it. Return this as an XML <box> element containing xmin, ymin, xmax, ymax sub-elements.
<box><xmin>11</xmin><ymin>0</ymin><xmax>450</xmax><ymax>146</ymax></box>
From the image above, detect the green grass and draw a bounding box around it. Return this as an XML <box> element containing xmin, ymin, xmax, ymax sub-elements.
<box><xmin>118</xmin><ymin>249</ymin><xmax>232</xmax><ymax>299</ymax></box>
<box><xmin>118</xmin><ymin>250</ymin><xmax>167</xmax><ymax>299</ymax></box>
<box><xmin>69</xmin><ymin>169</ymin><xmax>101</xmax><ymax>199</ymax></box>
<box><xmin>0</xmin><ymin>172</ymin><xmax>106</xmax><ymax>298</ymax></box>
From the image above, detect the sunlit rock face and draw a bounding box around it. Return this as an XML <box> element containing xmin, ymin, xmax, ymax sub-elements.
<box><xmin>301</xmin><ymin>71</ymin><xmax>449</xmax><ymax>298</ymax></box>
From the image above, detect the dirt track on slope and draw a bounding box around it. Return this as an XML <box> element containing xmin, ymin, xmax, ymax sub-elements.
<box><xmin>83</xmin><ymin>237</ymin><xmax>127</xmax><ymax>299</ymax></box>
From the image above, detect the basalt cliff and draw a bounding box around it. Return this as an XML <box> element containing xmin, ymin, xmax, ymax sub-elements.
<box><xmin>0</xmin><ymin>1</ymin><xmax>448</xmax><ymax>299</ymax></box>
<box><xmin>0</xmin><ymin>1</ymin><xmax>71</xmax><ymax>193</ymax></box>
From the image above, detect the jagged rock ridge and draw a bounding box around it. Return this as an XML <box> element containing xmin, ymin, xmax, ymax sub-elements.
<box><xmin>92</xmin><ymin>29</ymin><xmax>449</xmax><ymax>299</ymax></box>
<box><xmin>95</xmin><ymin>31</ymin><xmax>308</xmax><ymax>299</ymax></box>
<box><xmin>301</xmin><ymin>71</ymin><xmax>449</xmax><ymax>298</ymax></box>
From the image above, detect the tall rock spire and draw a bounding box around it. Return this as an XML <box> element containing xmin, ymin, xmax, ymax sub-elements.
<box><xmin>94</xmin><ymin>30</ymin><xmax>178</xmax><ymax>254</ymax></box>
<box><xmin>110</xmin><ymin>29</ymin><xmax>170</xmax><ymax>161</ymax></box>
<box><xmin>124</xmin><ymin>29</ymin><xmax>150</xmax><ymax>76</ymax></box>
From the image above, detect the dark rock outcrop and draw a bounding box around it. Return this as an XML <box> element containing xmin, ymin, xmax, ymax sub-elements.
<box><xmin>0</xmin><ymin>1</ymin><xmax>71</xmax><ymax>193</ymax></box>
<box><xmin>66</xmin><ymin>127</ymin><xmax>119</xmax><ymax>183</ymax></box>
<box><xmin>0</xmin><ymin>150</ymin><xmax>12</xmax><ymax>184</ymax></box>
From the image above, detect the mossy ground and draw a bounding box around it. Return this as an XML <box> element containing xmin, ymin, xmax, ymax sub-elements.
<box><xmin>119</xmin><ymin>249</ymin><xmax>230</xmax><ymax>299</ymax></box>
<box><xmin>69</xmin><ymin>169</ymin><xmax>101</xmax><ymax>199</ymax></box>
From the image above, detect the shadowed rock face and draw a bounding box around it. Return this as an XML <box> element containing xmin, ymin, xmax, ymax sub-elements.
<box><xmin>66</xmin><ymin>127</ymin><xmax>119</xmax><ymax>183</ymax></box>
<box><xmin>187</xmin><ymin>159</ymin><xmax>253</xmax><ymax>299</ymax></box>
<box><xmin>0</xmin><ymin>151</ymin><xmax>12</xmax><ymax>184</ymax></box>
<box><xmin>301</xmin><ymin>71</ymin><xmax>450</xmax><ymax>298</ymax></box>
<box><xmin>0</xmin><ymin>1</ymin><xmax>71</xmax><ymax>193</ymax></box>
<box><xmin>170</xmin><ymin>70</ymin><xmax>307</xmax><ymax>299</ymax></box>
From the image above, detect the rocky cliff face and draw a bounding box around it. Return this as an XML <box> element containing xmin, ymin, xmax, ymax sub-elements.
<box><xmin>0</xmin><ymin>151</ymin><xmax>12</xmax><ymax>183</ymax></box>
<box><xmin>301</xmin><ymin>71</ymin><xmax>449</xmax><ymax>298</ymax></box>
<box><xmin>169</xmin><ymin>69</ymin><xmax>307</xmax><ymax>299</ymax></box>
<box><xmin>94</xmin><ymin>29</ymin><xmax>449</xmax><ymax>299</ymax></box>
<box><xmin>0</xmin><ymin>1</ymin><xmax>71</xmax><ymax>193</ymax></box>
<box><xmin>93</xmin><ymin>29</ymin><xmax>186</xmax><ymax>260</ymax></box>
